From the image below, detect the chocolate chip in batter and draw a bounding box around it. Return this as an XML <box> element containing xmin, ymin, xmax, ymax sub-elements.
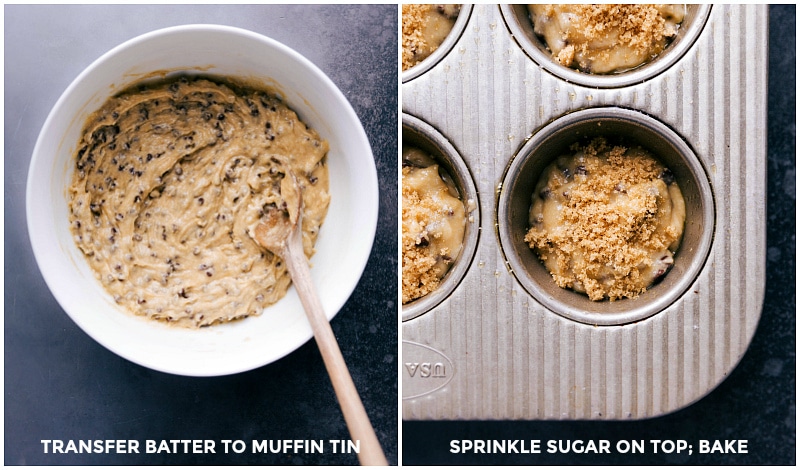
<box><xmin>659</xmin><ymin>168</ymin><xmax>675</xmax><ymax>185</ymax></box>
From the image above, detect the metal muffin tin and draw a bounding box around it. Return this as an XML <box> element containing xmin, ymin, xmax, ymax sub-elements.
<box><xmin>504</xmin><ymin>4</ymin><xmax>712</xmax><ymax>88</ymax></box>
<box><xmin>402</xmin><ymin>4</ymin><xmax>474</xmax><ymax>83</ymax></box>
<box><xmin>402</xmin><ymin>4</ymin><xmax>767</xmax><ymax>420</ymax></box>
<box><xmin>402</xmin><ymin>114</ymin><xmax>481</xmax><ymax>322</ymax></box>
<box><xmin>498</xmin><ymin>107</ymin><xmax>715</xmax><ymax>327</ymax></box>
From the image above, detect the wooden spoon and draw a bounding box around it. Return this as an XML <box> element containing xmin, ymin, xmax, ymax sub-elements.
<box><xmin>253</xmin><ymin>174</ymin><xmax>387</xmax><ymax>466</ymax></box>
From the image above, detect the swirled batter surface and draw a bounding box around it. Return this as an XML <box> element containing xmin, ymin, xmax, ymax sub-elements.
<box><xmin>524</xmin><ymin>138</ymin><xmax>685</xmax><ymax>301</ymax></box>
<box><xmin>528</xmin><ymin>4</ymin><xmax>685</xmax><ymax>74</ymax></box>
<box><xmin>402</xmin><ymin>147</ymin><xmax>465</xmax><ymax>304</ymax></box>
<box><xmin>68</xmin><ymin>76</ymin><xmax>329</xmax><ymax>328</ymax></box>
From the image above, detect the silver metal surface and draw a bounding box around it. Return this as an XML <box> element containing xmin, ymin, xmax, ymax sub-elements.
<box><xmin>498</xmin><ymin>107</ymin><xmax>715</xmax><ymax>326</ymax></box>
<box><xmin>402</xmin><ymin>5</ymin><xmax>474</xmax><ymax>83</ymax></box>
<box><xmin>500</xmin><ymin>4</ymin><xmax>712</xmax><ymax>88</ymax></box>
<box><xmin>402</xmin><ymin>4</ymin><xmax>767</xmax><ymax>420</ymax></box>
<box><xmin>402</xmin><ymin>114</ymin><xmax>481</xmax><ymax>322</ymax></box>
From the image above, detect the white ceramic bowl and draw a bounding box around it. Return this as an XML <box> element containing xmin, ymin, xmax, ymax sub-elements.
<box><xmin>26</xmin><ymin>24</ymin><xmax>378</xmax><ymax>376</ymax></box>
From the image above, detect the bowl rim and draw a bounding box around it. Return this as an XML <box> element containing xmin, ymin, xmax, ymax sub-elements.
<box><xmin>26</xmin><ymin>24</ymin><xmax>378</xmax><ymax>376</ymax></box>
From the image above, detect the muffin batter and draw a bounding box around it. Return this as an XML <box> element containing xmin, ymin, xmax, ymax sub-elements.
<box><xmin>402</xmin><ymin>4</ymin><xmax>461</xmax><ymax>71</ymax></box>
<box><xmin>68</xmin><ymin>75</ymin><xmax>330</xmax><ymax>328</ymax></box>
<box><xmin>402</xmin><ymin>146</ymin><xmax>466</xmax><ymax>304</ymax></box>
<box><xmin>524</xmin><ymin>138</ymin><xmax>685</xmax><ymax>301</ymax></box>
<box><xmin>528</xmin><ymin>4</ymin><xmax>686</xmax><ymax>74</ymax></box>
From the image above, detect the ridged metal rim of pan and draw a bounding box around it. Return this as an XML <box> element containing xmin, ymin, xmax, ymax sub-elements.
<box><xmin>499</xmin><ymin>4</ymin><xmax>713</xmax><ymax>89</ymax></box>
<box><xmin>402</xmin><ymin>113</ymin><xmax>481</xmax><ymax>322</ymax></box>
<box><xmin>402</xmin><ymin>4</ymin><xmax>474</xmax><ymax>83</ymax></box>
<box><xmin>498</xmin><ymin>107</ymin><xmax>715</xmax><ymax>326</ymax></box>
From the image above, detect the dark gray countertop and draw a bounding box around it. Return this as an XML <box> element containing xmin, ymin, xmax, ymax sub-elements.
<box><xmin>403</xmin><ymin>4</ymin><xmax>796</xmax><ymax>465</ymax></box>
<box><xmin>4</xmin><ymin>5</ymin><xmax>398</xmax><ymax>466</ymax></box>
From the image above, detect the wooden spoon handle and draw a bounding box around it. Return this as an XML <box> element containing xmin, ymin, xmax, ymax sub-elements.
<box><xmin>283</xmin><ymin>240</ymin><xmax>388</xmax><ymax>466</ymax></box>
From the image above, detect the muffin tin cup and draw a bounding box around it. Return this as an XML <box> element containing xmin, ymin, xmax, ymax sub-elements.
<box><xmin>498</xmin><ymin>107</ymin><xmax>715</xmax><ymax>326</ymax></box>
<box><xmin>402</xmin><ymin>4</ymin><xmax>473</xmax><ymax>83</ymax></box>
<box><xmin>500</xmin><ymin>4</ymin><xmax>712</xmax><ymax>88</ymax></box>
<box><xmin>402</xmin><ymin>113</ymin><xmax>480</xmax><ymax>322</ymax></box>
<box><xmin>402</xmin><ymin>4</ymin><xmax>767</xmax><ymax>420</ymax></box>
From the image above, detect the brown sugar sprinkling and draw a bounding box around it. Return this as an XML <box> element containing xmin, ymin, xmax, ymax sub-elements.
<box><xmin>525</xmin><ymin>138</ymin><xmax>685</xmax><ymax>301</ymax></box>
